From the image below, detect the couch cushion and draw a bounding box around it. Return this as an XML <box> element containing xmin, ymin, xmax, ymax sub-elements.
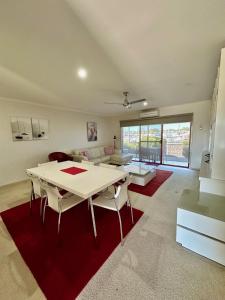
<box><xmin>73</xmin><ymin>150</ymin><xmax>79</xmax><ymax>155</ymax></box>
<box><xmin>100</xmin><ymin>155</ymin><xmax>111</xmax><ymax>163</ymax></box>
<box><xmin>91</xmin><ymin>155</ymin><xmax>110</xmax><ymax>164</ymax></box>
<box><xmin>88</xmin><ymin>148</ymin><xmax>101</xmax><ymax>159</ymax></box>
<box><xmin>98</xmin><ymin>147</ymin><xmax>105</xmax><ymax>157</ymax></box>
<box><xmin>72</xmin><ymin>149</ymin><xmax>90</xmax><ymax>159</ymax></box>
<box><xmin>104</xmin><ymin>146</ymin><xmax>115</xmax><ymax>155</ymax></box>
<box><xmin>110</xmin><ymin>153</ymin><xmax>133</xmax><ymax>164</ymax></box>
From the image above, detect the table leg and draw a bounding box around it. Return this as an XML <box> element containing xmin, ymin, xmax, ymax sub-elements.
<box><xmin>89</xmin><ymin>196</ymin><xmax>97</xmax><ymax>238</ymax></box>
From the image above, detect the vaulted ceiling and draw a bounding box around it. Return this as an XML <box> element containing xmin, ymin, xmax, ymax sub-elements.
<box><xmin>0</xmin><ymin>0</ymin><xmax>225</xmax><ymax>115</ymax></box>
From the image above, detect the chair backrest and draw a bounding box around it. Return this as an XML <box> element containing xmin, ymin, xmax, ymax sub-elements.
<box><xmin>99</xmin><ymin>163</ymin><xmax>117</xmax><ymax>169</ymax></box>
<box><xmin>40</xmin><ymin>181</ymin><xmax>62</xmax><ymax>212</ymax></box>
<box><xmin>81</xmin><ymin>160</ymin><xmax>95</xmax><ymax>165</ymax></box>
<box><xmin>26</xmin><ymin>172</ymin><xmax>42</xmax><ymax>197</ymax></box>
<box><xmin>48</xmin><ymin>152</ymin><xmax>72</xmax><ymax>162</ymax></box>
<box><xmin>38</xmin><ymin>161</ymin><xmax>58</xmax><ymax>167</ymax></box>
<box><xmin>114</xmin><ymin>176</ymin><xmax>131</xmax><ymax>210</ymax></box>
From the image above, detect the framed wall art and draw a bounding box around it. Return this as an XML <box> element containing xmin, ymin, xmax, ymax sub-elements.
<box><xmin>11</xmin><ymin>117</ymin><xmax>32</xmax><ymax>141</ymax></box>
<box><xmin>32</xmin><ymin>118</ymin><xmax>48</xmax><ymax>140</ymax></box>
<box><xmin>87</xmin><ymin>121</ymin><xmax>97</xmax><ymax>141</ymax></box>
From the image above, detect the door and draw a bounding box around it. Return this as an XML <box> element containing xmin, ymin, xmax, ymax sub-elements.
<box><xmin>140</xmin><ymin>124</ymin><xmax>162</xmax><ymax>163</ymax></box>
<box><xmin>162</xmin><ymin>122</ymin><xmax>191</xmax><ymax>167</ymax></box>
<box><xmin>121</xmin><ymin>122</ymin><xmax>191</xmax><ymax>168</ymax></box>
<box><xmin>121</xmin><ymin>126</ymin><xmax>140</xmax><ymax>160</ymax></box>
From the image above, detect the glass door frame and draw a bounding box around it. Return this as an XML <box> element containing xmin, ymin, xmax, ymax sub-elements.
<box><xmin>121</xmin><ymin>121</ymin><xmax>192</xmax><ymax>168</ymax></box>
<box><xmin>139</xmin><ymin>124</ymin><xmax>163</xmax><ymax>164</ymax></box>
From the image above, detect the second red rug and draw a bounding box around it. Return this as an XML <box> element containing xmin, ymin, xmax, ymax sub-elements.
<box><xmin>128</xmin><ymin>169</ymin><xmax>173</xmax><ymax>196</ymax></box>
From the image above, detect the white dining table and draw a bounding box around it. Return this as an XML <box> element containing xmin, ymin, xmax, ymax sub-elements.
<box><xmin>26</xmin><ymin>161</ymin><xmax>128</xmax><ymax>237</ymax></box>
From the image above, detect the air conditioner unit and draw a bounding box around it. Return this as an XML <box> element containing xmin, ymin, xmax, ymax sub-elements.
<box><xmin>140</xmin><ymin>109</ymin><xmax>159</xmax><ymax>118</ymax></box>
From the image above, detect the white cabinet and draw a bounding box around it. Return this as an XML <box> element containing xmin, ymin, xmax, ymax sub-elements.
<box><xmin>177</xmin><ymin>48</ymin><xmax>225</xmax><ymax>266</ymax></box>
<box><xmin>200</xmin><ymin>48</ymin><xmax>225</xmax><ymax>195</ymax></box>
<box><xmin>209</xmin><ymin>48</ymin><xmax>225</xmax><ymax>181</ymax></box>
<box><xmin>176</xmin><ymin>189</ymin><xmax>225</xmax><ymax>266</ymax></box>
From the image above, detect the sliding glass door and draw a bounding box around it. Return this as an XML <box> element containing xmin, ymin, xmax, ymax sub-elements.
<box><xmin>122</xmin><ymin>126</ymin><xmax>140</xmax><ymax>160</ymax></box>
<box><xmin>140</xmin><ymin>124</ymin><xmax>162</xmax><ymax>163</ymax></box>
<box><xmin>162</xmin><ymin>122</ymin><xmax>191</xmax><ymax>167</ymax></box>
<box><xmin>121</xmin><ymin>121</ymin><xmax>191</xmax><ymax>167</ymax></box>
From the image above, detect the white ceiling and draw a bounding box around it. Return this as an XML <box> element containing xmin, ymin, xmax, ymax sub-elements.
<box><xmin>0</xmin><ymin>0</ymin><xmax>225</xmax><ymax>115</ymax></box>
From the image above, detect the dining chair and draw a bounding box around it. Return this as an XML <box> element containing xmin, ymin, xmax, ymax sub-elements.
<box><xmin>26</xmin><ymin>172</ymin><xmax>45</xmax><ymax>215</ymax></box>
<box><xmin>98</xmin><ymin>163</ymin><xmax>118</xmax><ymax>193</ymax></box>
<box><xmin>99</xmin><ymin>162</ymin><xmax>126</xmax><ymax>192</ymax></box>
<box><xmin>38</xmin><ymin>160</ymin><xmax>58</xmax><ymax>167</ymax></box>
<box><xmin>48</xmin><ymin>152</ymin><xmax>73</xmax><ymax>162</ymax></box>
<box><xmin>81</xmin><ymin>160</ymin><xmax>95</xmax><ymax>165</ymax></box>
<box><xmin>99</xmin><ymin>163</ymin><xmax>117</xmax><ymax>169</ymax></box>
<box><xmin>41</xmin><ymin>181</ymin><xmax>85</xmax><ymax>234</ymax></box>
<box><xmin>92</xmin><ymin>175</ymin><xmax>133</xmax><ymax>244</ymax></box>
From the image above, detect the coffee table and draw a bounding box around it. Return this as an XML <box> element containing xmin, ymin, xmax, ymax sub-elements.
<box><xmin>119</xmin><ymin>163</ymin><xmax>156</xmax><ymax>186</ymax></box>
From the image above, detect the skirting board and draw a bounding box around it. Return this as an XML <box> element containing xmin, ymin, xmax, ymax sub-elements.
<box><xmin>0</xmin><ymin>179</ymin><xmax>29</xmax><ymax>189</ymax></box>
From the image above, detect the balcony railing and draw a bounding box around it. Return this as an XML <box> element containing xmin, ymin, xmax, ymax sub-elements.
<box><xmin>123</xmin><ymin>142</ymin><xmax>189</xmax><ymax>166</ymax></box>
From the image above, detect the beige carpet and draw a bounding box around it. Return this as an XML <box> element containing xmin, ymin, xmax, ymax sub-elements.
<box><xmin>0</xmin><ymin>167</ymin><xmax>225</xmax><ymax>300</ymax></box>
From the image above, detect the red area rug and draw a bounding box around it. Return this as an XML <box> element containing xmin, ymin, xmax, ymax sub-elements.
<box><xmin>1</xmin><ymin>200</ymin><xmax>143</xmax><ymax>300</ymax></box>
<box><xmin>128</xmin><ymin>169</ymin><xmax>173</xmax><ymax>196</ymax></box>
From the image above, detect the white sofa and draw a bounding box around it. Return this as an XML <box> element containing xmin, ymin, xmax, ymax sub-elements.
<box><xmin>71</xmin><ymin>146</ymin><xmax>133</xmax><ymax>165</ymax></box>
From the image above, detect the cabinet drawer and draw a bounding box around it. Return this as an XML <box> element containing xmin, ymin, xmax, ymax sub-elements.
<box><xmin>176</xmin><ymin>226</ymin><xmax>225</xmax><ymax>266</ymax></box>
<box><xmin>177</xmin><ymin>208</ymin><xmax>225</xmax><ymax>242</ymax></box>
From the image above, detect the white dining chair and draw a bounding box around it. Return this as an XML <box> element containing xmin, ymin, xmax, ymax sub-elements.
<box><xmin>81</xmin><ymin>160</ymin><xmax>95</xmax><ymax>165</ymax></box>
<box><xmin>38</xmin><ymin>161</ymin><xmax>72</xmax><ymax>197</ymax></box>
<box><xmin>38</xmin><ymin>161</ymin><xmax>58</xmax><ymax>167</ymax></box>
<box><xmin>98</xmin><ymin>163</ymin><xmax>118</xmax><ymax>194</ymax></box>
<box><xmin>92</xmin><ymin>176</ymin><xmax>133</xmax><ymax>244</ymax></box>
<box><xmin>99</xmin><ymin>163</ymin><xmax>117</xmax><ymax>169</ymax></box>
<box><xmin>26</xmin><ymin>172</ymin><xmax>45</xmax><ymax>215</ymax></box>
<box><xmin>99</xmin><ymin>162</ymin><xmax>128</xmax><ymax>195</ymax></box>
<box><xmin>41</xmin><ymin>181</ymin><xmax>86</xmax><ymax>234</ymax></box>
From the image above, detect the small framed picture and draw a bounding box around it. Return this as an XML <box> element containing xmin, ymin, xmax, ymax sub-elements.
<box><xmin>32</xmin><ymin>119</ymin><xmax>48</xmax><ymax>140</ymax></box>
<box><xmin>87</xmin><ymin>122</ymin><xmax>97</xmax><ymax>141</ymax></box>
<box><xmin>11</xmin><ymin>117</ymin><xmax>32</xmax><ymax>141</ymax></box>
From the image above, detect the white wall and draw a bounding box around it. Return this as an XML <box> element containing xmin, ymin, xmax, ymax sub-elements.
<box><xmin>0</xmin><ymin>98</ymin><xmax>211</xmax><ymax>186</ymax></box>
<box><xmin>0</xmin><ymin>99</ymin><xmax>113</xmax><ymax>186</ymax></box>
<box><xmin>109</xmin><ymin>100</ymin><xmax>211</xmax><ymax>169</ymax></box>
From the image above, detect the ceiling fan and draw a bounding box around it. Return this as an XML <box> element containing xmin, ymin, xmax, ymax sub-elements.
<box><xmin>104</xmin><ymin>91</ymin><xmax>148</xmax><ymax>109</ymax></box>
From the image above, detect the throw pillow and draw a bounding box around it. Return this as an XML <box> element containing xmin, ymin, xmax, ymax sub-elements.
<box><xmin>80</xmin><ymin>150</ymin><xmax>90</xmax><ymax>160</ymax></box>
<box><xmin>104</xmin><ymin>146</ymin><xmax>115</xmax><ymax>155</ymax></box>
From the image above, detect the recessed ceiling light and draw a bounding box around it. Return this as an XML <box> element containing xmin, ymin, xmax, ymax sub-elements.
<box><xmin>143</xmin><ymin>101</ymin><xmax>148</xmax><ymax>106</ymax></box>
<box><xmin>77</xmin><ymin>68</ymin><xmax>87</xmax><ymax>79</ymax></box>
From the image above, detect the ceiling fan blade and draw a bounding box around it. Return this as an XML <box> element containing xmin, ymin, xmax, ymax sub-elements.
<box><xmin>129</xmin><ymin>99</ymin><xmax>146</xmax><ymax>104</ymax></box>
<box><xmin>104</xmin><ymin>102</ymin><xmax>124</xmax><ymax>105</ymax></box>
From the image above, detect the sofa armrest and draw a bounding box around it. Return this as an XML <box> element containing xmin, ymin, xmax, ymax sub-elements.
<box><xmin>71</xmin><ymin>154</ymin><xmax>87</xmax><ymax>162</ymax></box>
<box><xmin>114</xmin><ymin>149</ymin><xmax>122</xmax><ymax>155</ymax></box>
<box><xmin>67</xmin><ymin>154</ymin><xmax>74</xmax><ymax>161</ymax></box>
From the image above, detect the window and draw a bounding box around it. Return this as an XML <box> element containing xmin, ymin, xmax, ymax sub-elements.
<box><xmin>121</xmin><ymin>118</ymin><xmax>192</xmax><ymax>167</ymax></box>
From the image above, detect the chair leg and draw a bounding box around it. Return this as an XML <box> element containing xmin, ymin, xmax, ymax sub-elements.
<box><xmin>117</xmin><ymin>210</ymin><xmax>124</xmax><ymax>245</ymax></box>
<box><xmin>128</xmin><ymin>199</ymin><xmax>134</xmax><ymax>224</ymax></box>
<box><xmin>30</xmin><ymin>191</ymin><xmax>32</xmax><ymax>210</ymax></box>
<box><xmin>57</xmin><ymin>212</ymin><xmax>62</xmax><ymax>234</ymax></box>
<box><xmin>30</xmin><ymin>185</ymin><xmax>34</xmax><ymax>210</ymax></box>
<box><xmin>40</xmin><ymin>197</ymin><xmax>43</xmax><ymax>216</ymax></box>
<box><xmin>42</xmin><ymin>198</ymin><xmax>47</xmax><ymax>224</ymax></box>
<box><xmin>89</xmin><ymin>197</ymin><xmax>97</xmax><ymax>238</ymax></box>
